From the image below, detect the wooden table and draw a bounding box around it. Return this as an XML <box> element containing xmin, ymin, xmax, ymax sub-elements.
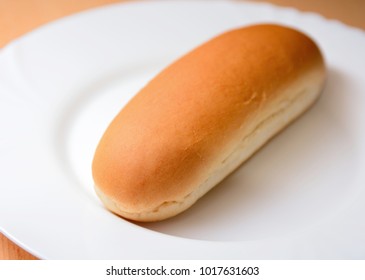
<box><xmin>0</xmin><ymin>0</ymin><xmax>364</xmax><ymax>260</ymax></box>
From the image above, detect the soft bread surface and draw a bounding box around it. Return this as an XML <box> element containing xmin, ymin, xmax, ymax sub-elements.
<box><xmin>92</xmin><ymin>24</ymin><xmax>326</xmax><ymax>222</ymax></box>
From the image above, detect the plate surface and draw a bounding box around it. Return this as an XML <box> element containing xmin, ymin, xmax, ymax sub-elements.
<box><xmin>1</xmin><ymin>0</ymin><xmax>365</xmax><ymax>259</ymax></box>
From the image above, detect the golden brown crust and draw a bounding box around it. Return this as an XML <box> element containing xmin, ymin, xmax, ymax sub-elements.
<box><xmin>92</xmin><ymin>24</ymin><xmax>325</xmax><ymax>221</ymax></box>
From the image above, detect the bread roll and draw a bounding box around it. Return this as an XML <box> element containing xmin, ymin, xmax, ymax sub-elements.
<box><xmin>92</xmin><ymin>24</ymin><xmax>326</xmax><ymax>222</ymax></box>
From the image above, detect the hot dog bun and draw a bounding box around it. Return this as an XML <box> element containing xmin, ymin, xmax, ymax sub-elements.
<box><xmin>92</xmin><ymin>24</ymin><xmax>326</xmax><ymax>222</ymax></box>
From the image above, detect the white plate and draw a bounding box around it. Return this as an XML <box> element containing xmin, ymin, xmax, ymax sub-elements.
<box><xmin>1</xmin><ymin>0</ymin><xmax>365</xmax><ymax>259</ymax></box>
